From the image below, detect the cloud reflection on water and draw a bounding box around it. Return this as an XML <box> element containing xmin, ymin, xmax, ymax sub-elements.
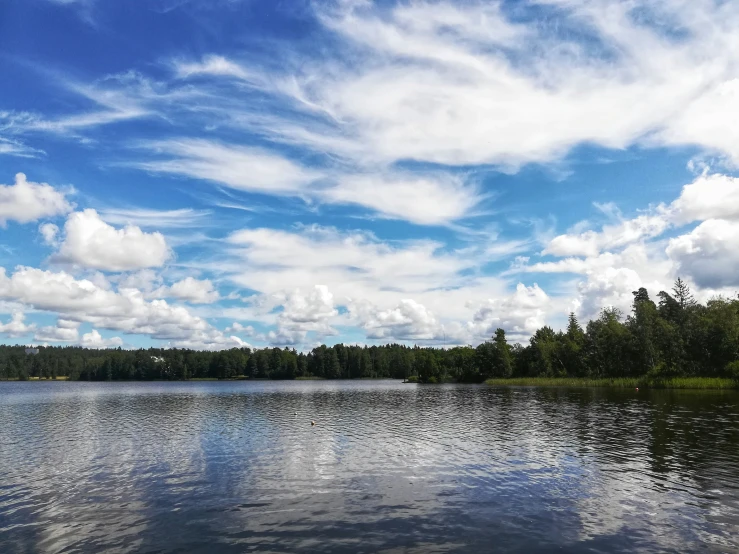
<box><xmin>0</xmin><ymin>382</ymin><xmax>737</xmax><ymax>552</ymax></box>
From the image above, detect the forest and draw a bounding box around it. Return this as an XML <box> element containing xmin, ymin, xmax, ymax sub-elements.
<box><xmin>1</xmin><ymin>280</ymin><xmax>738</xmax><ymax>384</ymax></box>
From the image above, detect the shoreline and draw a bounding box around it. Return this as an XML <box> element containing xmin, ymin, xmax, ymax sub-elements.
<box><xmin>484</xmin><ymin>377</ymin><xmax>737</xmax><ymax>390</ymax></box>
<box><xmin>3</xmin><ymin>376</ymin><xmax>736</xmax><ymax>390</ymax></box>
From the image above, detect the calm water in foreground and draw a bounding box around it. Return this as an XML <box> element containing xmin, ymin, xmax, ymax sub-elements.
<box><xmin>1</xmin><ymin>381</ymin><xmax>738</xmax><ymax>553</ymax></box>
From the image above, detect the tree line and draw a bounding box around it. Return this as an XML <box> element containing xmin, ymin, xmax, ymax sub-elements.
<box><xmin>1</xmin><ymin>279</ymin><xmax>738</xmax><ymax>383</ymax></box>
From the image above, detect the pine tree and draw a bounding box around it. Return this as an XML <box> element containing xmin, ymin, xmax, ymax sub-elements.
<box><xmin>673</xmin><ymin>278</ymin><xmax>696</xmax><ymax>309</ymax></box>
<box><xmin>492</xmin><ymin>328</ymin><xmax>513</xmax><ymax>378</ymax></box>
<box><xmin>566</xmin><ymin>312</ymin><xmax>583</xmax><ymax>339</ymax></box>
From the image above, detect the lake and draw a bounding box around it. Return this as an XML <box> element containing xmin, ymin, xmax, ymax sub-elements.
<box><xmin>1</xmin><ymin>381</ymin><xmax>738</xmax><ymax>553</ymax></box>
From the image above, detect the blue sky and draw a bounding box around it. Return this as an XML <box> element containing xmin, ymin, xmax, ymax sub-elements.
<box><xmin>1</xmin><ymin>0</ymin><xmax>738</xmax><ymax>350</ymax></box>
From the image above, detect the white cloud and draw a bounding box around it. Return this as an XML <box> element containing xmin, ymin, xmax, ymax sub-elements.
<box><xmin>279</xmin><ymin>285</ymin><xmax>336</xmax><ymax>323</ymax></box>
<box><xmin>115</xmin><ymin>269</ymin><xmax>163</xmax><ymax>292</ymax></box>
<box><xmin>666</xmin><ymin>219</ymin><xmax>739</xmax><ymax>289</ymax></box>
<box><xmin>225</xmin><ymin>225</ymin><xmax>472</xmax><ymax>303</ymax></box>
<box><xmin>670</xmin><ymin>173</ymin><xmax>739</xmax><ymax>225</ymax></box>
<box><xmin>34</xmin><ymin>319</ymin><xmax>81</xmax><ymax>342</ymax></box>
<box><xmin>654</xmin><ymin>78</ymin><xmax>739</xmax><ymax>166</ymax></box>
<box><xmin>0</xmin><ymin>138</ymin><xmax>44</xmax><ymax>158</ymax></box>
<box><xmin>532</xmin><ymin>173</ymin><xmax>739</xmax><ymax>258</ymax></box>
<box><xmin>137</xmin><ymin>139</ymin><xmax>321</xmax><ymax>194</ymax></box>
<box><xmin>209</xmin><ymin>224</ymin><xmax>531</xmax><ymax>344</ymax></box>
<box><xmin>0</xmin><ymin>266</ymin><xmax>240</xmax><ymax>348</ymax></box>
<box><xmin>521</xmin><ymin>240</ymin><xmax>673</xmax><ymax>320</ymax></box>
<box><xmin>225</xmin><ymin>322</ymin><xmax>255</xmax><ymax>336</ymax></box>
<box><xmin>570</xmin><ymin>267</ymin><xmax>644</xmax><ymax>321</ymax></box>
<box><xmin>468</xmin><ymin>283</ymin><xmax>550</xmax><ymax>342</ymax></box>
<box><xmin>323</xmin><ymin>172</ymin><xmax>481</xmax><ymax>225</ymax></box>
<box><xmin>12</xmin><ymin>0</ymin><xmax>739</xmax><ymax>178</ymax></box>
<box><xmin>164</xmin><ymin>277</ymin><xmax>220</xmax><ymax>304</ymax></box>
<box><xmin>39</xmin><ymin>223</ymin><xmax>59</xmax><ymax>245</ymax></box>
<box><xmin>544</xmin><ymin>214</ymin><xmax>670</xmax><ymax>258</ymax></box>
<box><xmin>44</xmin><ymin>0</ymin><xmax>90</xmax><ymax>5</ymax></box>
<box><xmin>174</xmin><ymin>54</ymin><xmax>256</xmax><ymax>81</ymax></box>
<box><xmin>11</xmin><ymin>0</ymin><xmax>739</xmax><ymax>347</ymax></box>
<box><xmin>138</xmin><ymin>139</ymin><xmax>480</xmax><ymax>225</ymax></box>
<box><xmin>349</xmin><ymin>298</ymin><xmax>443</xmax><ymax>341</ymax></box>
<box><xmin>80</xmin><ymin>330</ymin><xmax>123</xmax><ymax>349</ymax></box>
<box><xmin>0</xmin><ymin>173</ymin><xmax>72</xmax><ymax>226</ymax></box>
<box><xmin>99</xmin><ymin>207</ymin><xmax>212</xmax><ymax>229</ymax></box>
<box><xmin>0</xmin><ymin>311</ymin><xmax>36</xmax><ymax>337</ymax></box>
<box><xmin>166</xmin><ymin>331</ymin><xmax>248</xmax><ymax>351</ymax></box>
<box><xmin>526</xmin><ymin>172</ymin><xmax>739</xmax><ymax>318</ymax></box>
<box><xmin>168</xmin><ymin>0</ymin><xmax>739</xmax><ymax>167</ymax></box>
<box><xmin>268</xmin><ymin>285</ymin><xmax>338</xmax><ymax>345</ymax></box>
<box><xmin>54</xmin><ymin>209</ymin><xmax>171</xmax><ymax>271</ymax></box>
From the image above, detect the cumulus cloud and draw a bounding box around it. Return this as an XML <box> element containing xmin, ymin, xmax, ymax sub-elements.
<box><xmin>0</xmin><ymin>266</ymin><xmax>239</xmax><ymax>348</ymax></box>
<box><xmin>225</xmin><ymin>322</ymin><xmax>255</xmax><ymax>336</ymax></box>
<box><xmin>217</xmin><ymin>224</ymin><xmax>531</xmax><ymax>343</ymax></box>
<box><xmin>670</xmin><ymin>173</ymin><xmax>739</xmax><ymax>225</ymax></box>
<box><xmin>0</xmin><ymin>173</ymin><xmax>72</xmax><ymax>226</ymax></box>
<box><xmin>116</xmin><ymin>269</ymin><xmax>163</xmax><ymax>292</ymax></box>
<box><xmin>570</xmin><ymin>267</ymin><xmax>643</xmax><ymax>321</ymax></box>
<box><xmin>34</xmin><ymin>319</ymin><xmax>81</xmax><ymax>342</ymax></box>
<box><xmin>268</xmin><ymin>285</ymin><xmax>338</xmax><ymax>345</ymax></box>
<box><xmin>166</xmin><ymin>331</ymin><xmax>248</xmax><ymax>351</ymax></box>
<box><xmin>541</xmin><ymin>172</ymin><xmax>739</xmax><ymax>263</ymax></box>
<box><xmin>80</xmin><ymin>330</ymin><xmax>123</xmax><ymax>349</ymax></box>
<box><xmin>54</xmin><ymin>209</ymin><xmax>171</xmax><ymax>271</ymax></box>
<box><xmin>349</xmin><ymin>298</ymin><xmax>443</xmax><ymax>341</ymax></box>
<box><xmin>279</xmin><ymin>285</ymin><xmax>337</xmax><ymax>324</ymax></box>
<box><xmin>666</xmin><ymin>219</ymin><xmax>739</xmax><ymax>289</ymax></box>
<box><xmin>523</xmin><ymin>240</ymin><xmax>673</xmax><ymax>320</ymax></box>
<box><xmin>0</xmin><ymin>310</ymin><xmax>36</xmax><ymax>337</ymax></box>
<box><xmin>525</xmin><ymin>171</ymin><xmax>739</xmax><ymax>320</ymax></box>
<box><xmin>163</xmin><ymin>277</ymin><xmax>220</xmax><ymax>304</ymax></box>
<box><xmin>468</xmin><ymin>284</ymin><xmax>551</xmax><ymax>342</ymax></box>
<box><xmin>39</xmin><ymin>223</ymin><xmax>60</xmax><ymax>245</ymax></box>
<box><xmin>544</xmin><ymin>214</ymin><xmax>670</xmax><ymax>258</ymax></box>
<box><xmin>226</xmin><ymin>225</ymin><xmax>468</xmax><ymax>299</ymax></box>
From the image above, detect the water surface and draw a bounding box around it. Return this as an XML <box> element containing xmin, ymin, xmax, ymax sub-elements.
<box><xmin>1</xmin><ymin>381</ymin><xmax>738</xmax><ymax>553</ymax></box>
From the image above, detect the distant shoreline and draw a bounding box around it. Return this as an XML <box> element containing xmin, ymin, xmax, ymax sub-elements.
<box><xmin>484</xmin><ymin>377</ymin><xmax>737</xmax><ymax>390</ymax></box>
<box><xmin>2</xmin><ymin>376</ymin><xmax>736</xmax><ymax>390</ymax></box>
<box><xmin>0</xmin><ymin>376</ymin><xmax>401</xmax><ymax>383</ymax></box>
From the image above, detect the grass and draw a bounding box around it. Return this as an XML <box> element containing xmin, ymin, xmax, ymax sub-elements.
<box><xmin>484</xmin><ymin>376</ymin><xmax>737</xmax><ymax>390</ymax></box>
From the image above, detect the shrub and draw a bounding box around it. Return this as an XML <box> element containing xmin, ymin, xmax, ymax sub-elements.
<box><xmin>727</xmin><ymin>361</ymin><xmax>739</xmax><ymax>383</ymax></box>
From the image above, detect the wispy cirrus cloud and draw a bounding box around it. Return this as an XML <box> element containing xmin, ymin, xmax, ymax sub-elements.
<box><xmin>133</xmin><ymin>138</ymin><xmax>484</xmax><ymax>225</ymax></box>
<box><xmin>0</xmin><ymin>137</ymin><xmax>44</xmax><ymax>158</ymax></box>
<box><xmin>98</xmin><ymin>207</ymin><xmax>213</xmax><ymax>229</ymax></box>
<box><xmin>164</xmin><ymin>0</ymin><xmax>739</xmax><ymax>169</ymax></box>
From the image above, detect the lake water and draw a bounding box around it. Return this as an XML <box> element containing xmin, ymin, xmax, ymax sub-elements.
<box><xmin>1</xmin><ymin>381</ymin><xmax>738</xmax><ymax>553</ymax></box>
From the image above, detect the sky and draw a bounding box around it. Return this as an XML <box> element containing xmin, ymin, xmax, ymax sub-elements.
<box><xmin>0</xmin><ymin>0</ymin><xmax>738</xmax><ymax>351</ymax></box>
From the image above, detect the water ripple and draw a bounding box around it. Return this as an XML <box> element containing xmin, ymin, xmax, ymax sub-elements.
<box><xmin>0</xmin><ymin>381</ymin><xmax>738</xmax><ymax>552</ymax></box>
